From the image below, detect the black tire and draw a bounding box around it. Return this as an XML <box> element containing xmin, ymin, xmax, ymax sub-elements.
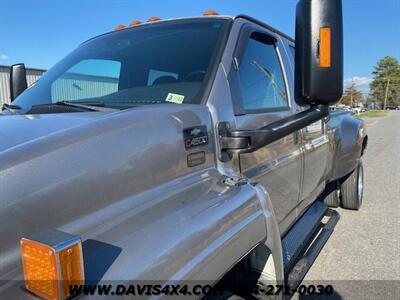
<box><xmin>324</xmin><ymin>188</ymin><xmax>340</xmax><ymax>208</ymax></box>
<box><xmin>340</xmin><ymin>161</ymin><xmax>364</xmax><ymax>210</ymax></box>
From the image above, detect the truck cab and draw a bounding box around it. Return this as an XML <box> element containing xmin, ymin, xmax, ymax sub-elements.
<box><xmin>0</xmin><ymin>1</ymin><xmax>367</xmax><ymax>299</ymax></box>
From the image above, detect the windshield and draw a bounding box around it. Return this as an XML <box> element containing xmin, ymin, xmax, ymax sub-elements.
<box><xmin>13</xmin><ymin>18</ymin><xmax>229</xmax><ymax>113</ymax></box>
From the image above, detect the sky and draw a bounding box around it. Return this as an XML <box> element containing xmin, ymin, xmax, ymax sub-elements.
<box><xmin>1</xmin><ymin>0</ymin><xmax>399</xmax><ymax>94</ymax></box>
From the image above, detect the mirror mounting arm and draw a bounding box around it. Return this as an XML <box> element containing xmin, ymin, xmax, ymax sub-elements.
<box><xmin>218</xmin><ymin>104</ymin><xmax>329</xmax><ymax>162</ymax></box>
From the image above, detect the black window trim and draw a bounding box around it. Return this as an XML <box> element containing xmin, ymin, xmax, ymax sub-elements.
<box><xmin>229</xmin><ymin>24</ymin><xmax>291</xmax><ymax>116</ymax></box>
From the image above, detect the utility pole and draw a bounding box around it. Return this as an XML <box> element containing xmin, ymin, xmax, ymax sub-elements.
<box><xmin>350</xmin><ymin>89</ymin><xmax>353</xmax><ymax>107</ymax></box>
<box><xmin>350</xmin><ymin>79</ymin><xmax>354</xmax><ymax>107</ymax></box>
<box><xmin>383</xmin><ymin>78</ymin><xmax>390</xmax><ymax>110</ymax></box>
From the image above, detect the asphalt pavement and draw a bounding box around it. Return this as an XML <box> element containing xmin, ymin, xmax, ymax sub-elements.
<box><xmin>300</xmin><ymin>111</ymin><xmax>400</xmax><ymax>299</ymax></box>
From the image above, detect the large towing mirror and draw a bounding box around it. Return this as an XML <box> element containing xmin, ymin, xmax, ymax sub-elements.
<box><xmin>10</xmin><ymin>63</ymin><xmax>28</xmax><ymax>102</ymax></box>
<box><xmin>295</xmin><ymin>0</ymin><xmax>343</xmax><ymax>106</ymax></box>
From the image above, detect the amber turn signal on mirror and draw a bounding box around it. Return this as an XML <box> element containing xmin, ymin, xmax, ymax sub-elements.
<box><xmin>319</xmin><ymin>27</ymin><xmax>332</xmax><ymax>68</ymax></box>
<box><xmin>20</xmin><ymin>229</ymin><xmax>84</xmax><ymax>300</ymax></box>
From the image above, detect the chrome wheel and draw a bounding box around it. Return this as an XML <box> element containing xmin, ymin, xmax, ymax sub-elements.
<box><xmin>357</xmin><ymin>163</ymin><xmax>364</xmax><ymax>203</ymax></box>
<box><xmin>340</xmin><ymin>161</ymin><xmax>364</xmax><ymax>210</ymax></box>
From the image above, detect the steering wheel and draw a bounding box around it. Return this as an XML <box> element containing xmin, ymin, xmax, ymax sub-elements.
<box><xmin>185</xmin><ymin>70</ymin><xmax>206</xmax><ymax>82</ymax></box>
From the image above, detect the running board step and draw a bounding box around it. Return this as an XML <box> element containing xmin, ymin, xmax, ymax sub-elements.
<box><xmin>282</xmin><ymin>201</ymin><xmax>328</xmax><ymax>273</ymax></box>
<box><xmin>283</xmin><ymin>206</ymin><xmax>340</xmax><ymax>297</ymax></box>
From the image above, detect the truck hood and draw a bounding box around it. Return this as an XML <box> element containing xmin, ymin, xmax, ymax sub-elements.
<box><xmin>0</xmin><ymin>104</ymin><xmax>215</xmax><ymax>287</ymax></box>
<box><xmin>0</xmin><ymin>112</ymin><xmax>110</xmax><ymax>153</ymax></box>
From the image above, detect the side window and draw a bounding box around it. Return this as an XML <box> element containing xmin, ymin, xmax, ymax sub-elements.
<box><xmin>289</xmin><ymin>45</ymin><xmax>295</xmax><ymax>68</ymax></box>
<box><xmin>51</xmin><ymin>59</ymin><xmax>121</xmax><ymax>102</ymax></box>
<box><xmin>238</xmin><ymin>33</ymin><xmax>288</xmax><ymax>111</ymax></box>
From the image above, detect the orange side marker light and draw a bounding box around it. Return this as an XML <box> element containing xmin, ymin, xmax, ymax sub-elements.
<box><xmin>20</xmin><ymin>230</ymin><xmax>84</xmax><ymax>300</ymax></box>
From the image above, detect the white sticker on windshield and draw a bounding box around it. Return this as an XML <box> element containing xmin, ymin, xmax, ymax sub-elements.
<box><xmin>165</xmin><ymin>93</ymin><xmax>185</xmax><ymax>104</ymax></box>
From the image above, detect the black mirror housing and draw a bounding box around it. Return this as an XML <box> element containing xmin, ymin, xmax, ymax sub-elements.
<box><xmin>295</xmin><ymin>0</ymin><xmax>343</xmax><ymax>106</ymax></box>
<box><xmin>10</xmin><ymin>63</ymin><xmax>28</xmax><ymax>102</ymax></box>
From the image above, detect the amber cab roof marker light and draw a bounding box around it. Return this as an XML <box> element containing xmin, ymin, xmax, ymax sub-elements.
<box><xmin>129</xmin><ymin>20</ymin><xmax>143</xmax><ymax>26</ymax></box>
<box><xmin>203</xmin><ymin>9</ymin><xmax>219</xmax><ymax>16</ymax></box>
<box><xmin>147</xmin><ymin>16</ymin><xmax>161</xmax><ymax>22</ymax></box>
<box><xmin>114</xmin><ymin>24</ymin><xmax>126</xmax><ymax>30</ymax></box>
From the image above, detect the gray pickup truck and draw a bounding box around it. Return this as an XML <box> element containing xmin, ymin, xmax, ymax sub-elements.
<box><xmin>1</xmin><ymin>1</ymin><xmax>368</xmax><ymax>299</ymax></box>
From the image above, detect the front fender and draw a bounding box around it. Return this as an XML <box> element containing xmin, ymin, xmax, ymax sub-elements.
<box><xmin>254</xmin><ymin>184</ymin><xmax>285</xmax><ymax>285</ymax></box>
<box><xmin>1</xmin><ymin>169</ymin><xmax>269</xmax><ymax>299</ymax></box>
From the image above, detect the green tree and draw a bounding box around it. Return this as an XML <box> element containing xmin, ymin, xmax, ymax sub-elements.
<box><xmin>370</xmin><ymin>56</ymin><xmax>400</xmax><ymax>107</ymax></box>
<box><xmin>340</xmin><ymin>82</ymin><xmax>364</xmax><ymax>106</ymax></box>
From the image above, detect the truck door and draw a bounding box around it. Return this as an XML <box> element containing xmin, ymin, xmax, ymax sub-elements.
<box><xmin>228</xmin><ymin>25</ymin><xmax>302</xmax><ymax>235</ymax></box>
<box><xmin>286</xmin><ymin>45</ymin><xmax>330</xmax><ymax>214</ymax></box>
<box><xmin>298</xmin><ymin>120</ymin><xmax>329</xmax><ymax>213</ymax></box>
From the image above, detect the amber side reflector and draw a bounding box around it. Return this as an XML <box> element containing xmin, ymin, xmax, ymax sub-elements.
<box><xmin>319</xmin><ymin>27</ymin><xmax>332</xmax><ymax>68</ymax></box>
<box><xmin>129</xmin><ymin>20</ymin><xmax>142</xmax><ymax>26</ymax></box>
<box><xmin>20</xmin><ymin>230</ymin><xmax>84</xmax><ymax>300</ymax></box>
<box><xmin>147</xmin><ymin>16</ymin><xmax>161</xmax><ymax>22</ymax></box>
<box><xmin>114</xmin><ymin>24</ymin><xmax>126</xmax><ymax>30</ymax></box>
<box><xmin>203</xmin><ymin>9</ymin><xmax>219</xmax><ymax>16</ymax></box>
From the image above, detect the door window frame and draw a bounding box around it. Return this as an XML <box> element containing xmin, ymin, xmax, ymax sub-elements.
<box><xmin>228</xmin><ymin>24</ymin><xmax>292</xmax><ymax>116</ymax></box>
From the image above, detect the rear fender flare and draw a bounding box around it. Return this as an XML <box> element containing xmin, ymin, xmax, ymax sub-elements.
<box><xmin>330</xmin><ymin>117</ymin><xmax>367</xmax><ymax>180</ymax></box>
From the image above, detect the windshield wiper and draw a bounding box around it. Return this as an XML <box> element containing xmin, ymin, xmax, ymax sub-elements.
<box><xmin>63</xmin><ymin>100</ymin><xmax>106</xmax><ymax>107</ymax></box>
<box><xmin>1</xmin><ymin>103</ymin><xmax>22</xmax><ymax>114</ymax></box>
<box><xmin>55</xmin><ymin>100</ymin><xmax>104</xmax><ymax>111</ymax></box>
<box><xmin>28</xmin><ymin>100</ymin><xmax>118</xmax><ymax>114</ymax></box>
<box><xmin>2</xmin><ymin>103</ymin><xmax>22</xmax><ymax>110</ymax></box>
<box><xmin>57</xmin><ymin>100</ymin><xmax>120</xmax><ymax>112</ymax></box>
